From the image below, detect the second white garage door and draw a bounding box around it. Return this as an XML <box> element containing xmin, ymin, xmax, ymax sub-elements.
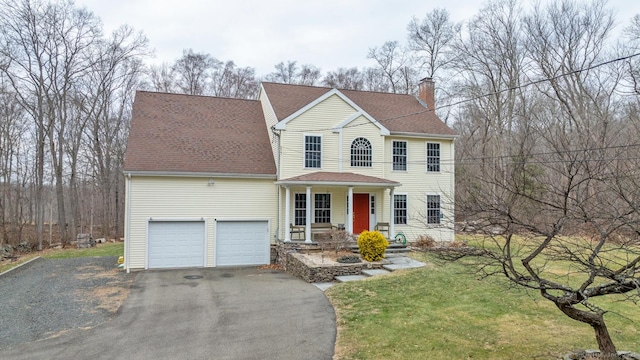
<box><xmin>216</xmin><ymin>221</ymin><xmax>269</xmax><ymax>266</ymax></box>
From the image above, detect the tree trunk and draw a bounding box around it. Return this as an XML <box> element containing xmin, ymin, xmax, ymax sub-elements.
<box><xmin>555</xmin><ymin>302</ymin><xmax>618</xmax><ymax>358</ymax></box>
<box><xmin>593</xmin><ymin>321</ymin><xmax>618</xmax><ymax>359</ymax></box>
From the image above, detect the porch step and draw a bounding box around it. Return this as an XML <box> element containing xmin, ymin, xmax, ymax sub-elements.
<box><xmin>362</xmin><ymin>269</ymin><xmax>391</xmax><ymax>277</ymax></box>
<box><xmin>348</xmin><ymin>242</ymin><xmax>409</xmax><ymax>254</ymax></box>
<box><xmin>382</xmin><ymin>257</ymin><xmax>427</xmax><ymax>271</ymax></box>
<box><xmin>335</xmin><ymin>275</ymin><xmax>368</xmax><ymax>283</ymax></box>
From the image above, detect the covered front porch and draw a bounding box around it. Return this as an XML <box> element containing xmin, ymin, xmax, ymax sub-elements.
<box><xmin>276</xmin><ymin>172</ymin><xmax>401</xmax><ymax>243</ymax></box>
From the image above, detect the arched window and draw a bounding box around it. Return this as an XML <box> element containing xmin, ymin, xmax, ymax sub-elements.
<box><xmin>351</xmin><ymin>137</ymin><xmax>372</xmax><ymax>167</ymax></box>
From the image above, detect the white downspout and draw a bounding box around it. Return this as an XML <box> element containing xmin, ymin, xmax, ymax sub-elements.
<box><xmin>125</xmin><ymin>173</ymin><xmax>132</xmax><ymax>273</ymax></box>
<box><xmin>284</xmin><ymin>186</ymin><xmax>291</xmax><ymax>242</ymax></box>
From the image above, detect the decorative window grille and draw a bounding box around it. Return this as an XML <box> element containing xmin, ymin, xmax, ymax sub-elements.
<box><xmin>427</xmin><ymin>195</ymin><xmax>441</xmax><ymax>224</ymax></box>
<box><xmin>294</xmin><ymin>193</ymin><xmax>306</xmax><ymax>225</ymax></box>
<box><xmin>426</xmin><ymin>142</ymin><xmax>440</xmax><ymax>172</ymax></box>
<box><xmin>392</xmin><ymin>141</ymin><xmax>407</xmax><ymax>171</ymax></box>
<box><xmin>314</xmin><ymin>194</ymin><xmax>331</xmax><ymax>223</ymax></box>
<box><xmin>305</xmin><ymin>135</ymin><xmax>321</xmax><ymax>168</ymax></box>
<box><xmin>350</xmin><ymin>137</ymin><xmax>372</xmax><ymax>167</ymax></box>
<box><xmin>394</xmin><ymin>194</ymin><xmax>407</xmax><ymax>225</ymax></box>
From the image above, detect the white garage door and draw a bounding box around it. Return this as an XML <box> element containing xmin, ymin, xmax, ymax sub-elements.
<box><xmin>148</xmin><ymin>221</ymin><xmax>205</xmax><ymax>269</ymax></box>
<box><xmin>216</xmin><ymin>221</ymin><xmax>269</xmax><ymax>266</ymax></box>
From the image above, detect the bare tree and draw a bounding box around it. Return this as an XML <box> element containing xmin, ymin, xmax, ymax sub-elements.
<box><xmin>322</xmin><ymin>67</ymin><xmax>364</xmax><ymax>90</ymax></box>
<box><xmin>0</xmin><ymin>0</ymin><xmax>148</xmax><ymax>247</ymax></box>
<box><xmin>452</xmin><ymin>0</ymin><xmax>528</xmax><ymax>205</ymax></box>
<box><xmin>264</xmin><ymin>60</ymin><xmax>322</xmax><ymax>86</ymax></box>
<box><xmin>451</xmin><ymin>1</ymin><xmax>639</xmax><ymax>357</ymax></box>
<box><xmin>407</xmin><ymin>8</ymin><xmax>460</xmax><ymax>79</ymax></box>
<box><xmin>210</xmin><ymin>60</ymin><xmax>258</xmax><ymax>98</ymax></box>
<box><xmin>80</xmin><ymin>25</ymin><xmax>148</xmax><ymax>239</ymax></box>
<box><xmin>148</xmin><ymin>62</ymin><xmax>176</xmax><ymax>93</ymax></box>
<box><xmin>172</xmin><ymin>48</ymin><xmax>218</xmax><ymax>95</ymax></box>
<box><xmin>0</xmin><ymin>74</ymin><xmax>27</xmax><ymax>245</ymax></box>
<box><xmin>367</xmin><ymin>41</ymin><xmax>416</xmax><ymax>94</ymax></box>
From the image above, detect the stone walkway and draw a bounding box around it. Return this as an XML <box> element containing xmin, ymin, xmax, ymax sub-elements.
<box><xmin>313</xmin><ymin>254</ymin><xmax>426</xmax><ymax>291</ymax></box>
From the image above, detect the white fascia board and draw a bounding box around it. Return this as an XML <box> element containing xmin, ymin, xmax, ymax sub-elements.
<box><xmin>389</xmin><ymin>132</ymin><xmax>459</xmax><ymax>140</ymax></box>
<box><xmin>274</xmin><ymin>88</ymin><xmax>390</xmax><ymax>136</ymax></box>
<box><xmin>331</xmin><ymin>91</ymin><xmax>390</xmax><ymax>136</ymax></box>
<box><xmin>124</xmin><ymin>171</ymin><xmax>277</xmax><ymax>179</ymax></box>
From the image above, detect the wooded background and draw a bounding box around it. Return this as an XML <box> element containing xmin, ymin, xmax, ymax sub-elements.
<box><xmin>1</xmin><ymin>0</ymin><xmax>638</xmax><ymax>250</ymax></box>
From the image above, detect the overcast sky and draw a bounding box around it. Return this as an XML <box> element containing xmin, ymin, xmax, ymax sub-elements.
<box><xmin>76</xmin><ymin>0</ymin><xmax>639</xmax><ymax>76</ymax></box>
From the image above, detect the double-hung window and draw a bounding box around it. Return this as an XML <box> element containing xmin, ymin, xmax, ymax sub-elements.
<box><xmin>426</xmin><ymin>194</ymin><xmax>441</xmax><ymax>225</ymax></box>
<box><xmin>426</xmin><ymin>142</ymin><xmax>440</xmax><ymax>172</ymax></box>
<box><xmin>392</xmin><ymin>141</ymin><xmax>407</xmax><ymax>171</ymax></box>
<box><xmin>294</xmin><ymin>194</ymin><xmax>306</xmax><ymax>225</ymax></box>
<box><xmin>394</xmin><ymin>194</ymin><xmax>407</xmax><ymax>225</ymax></box>
<box><xmin>314</xmin><ymin>194</ymin><xmax>331</xmax><ymax>223</ymax></box>
<box><xmin>305</xmin><ymin>135</ymin><xmax>322</xmax><ymax>168</ymax></box>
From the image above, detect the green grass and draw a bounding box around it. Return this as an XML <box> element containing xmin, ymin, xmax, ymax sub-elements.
<box><xmin>326</xmin><ymin>251</ymin><xmax>640</xmax><ymax>360</ymax></box>
<box><xmin>43</xmin><ymin>242</ymin><xmax>124</xmax><ymax>259</ymax></box>
<box><xmin>1</xmin><ymin>243</ymin><xmax>124</xmax><ymax>273</ymax></box>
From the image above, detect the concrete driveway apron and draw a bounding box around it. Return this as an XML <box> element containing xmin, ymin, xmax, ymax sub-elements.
<box><xmin>3</xmin><ymin>267</ymin><xmax>336</xmax><ymax>360</ymax></box>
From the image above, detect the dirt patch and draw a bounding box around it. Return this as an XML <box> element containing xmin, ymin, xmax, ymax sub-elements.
<box><xmin>75</xmin><ymin>268</ymin><xmax>133</xmax><ymax>314</ymax></box>
<box><xmin>88</xmin><ymin>285</ymin><xmax>132</xmax><ymax>313</ymax></box>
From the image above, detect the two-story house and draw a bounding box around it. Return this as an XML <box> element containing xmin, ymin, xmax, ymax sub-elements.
<box><xmin>123</xmin><ymin>79</ymin><xmax>456</xmax><ymax>271</ymax></box>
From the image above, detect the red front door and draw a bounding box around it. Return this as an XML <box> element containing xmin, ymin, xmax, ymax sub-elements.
<box><xmin>353</xmin><ymin>193</ymin><xmax>370</xmax><ymax>235</ymax></box>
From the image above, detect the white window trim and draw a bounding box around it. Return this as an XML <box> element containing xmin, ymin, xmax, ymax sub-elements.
<box><xmin>425</xmin><ymin>193</ymin><xmax>442</xmax><ymax>225</ymax></box>
<box><xmin>303</xmin><ymin>133</ymin><xmax>323</xmax><ymax>169</ymax></box>
<box><xmin>392</xmin><ymin>140</ymin><xmax>408</xmax><ymax>172</ymax></box>
<box><xmin>425</xmin><ymin>142</ymin><xmax>441</xmax><ymax>173</ymax></box>
<box><xmin>393</xmin><ymin>192</ymin><xmax>409</xmax><ymax>226</ymax></box>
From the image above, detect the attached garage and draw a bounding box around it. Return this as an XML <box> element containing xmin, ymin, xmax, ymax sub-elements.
<box><xmin>148</xmin><ymin>221</ymin><xmax>205</xmax><ymax>269</ymax></box>
<box><xmin>216</xmin><ymin>220</ymin><xmax>269</xmax><ymax>266</ymax></box>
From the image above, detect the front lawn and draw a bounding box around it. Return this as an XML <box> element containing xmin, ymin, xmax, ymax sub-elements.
<box><xmin>0</xmin><ymin>242</ymin><xmax>124</xmax><ymax>273</ymax></box>
<box><xmin>326</xmin><ymin>251</ymin><xmax>639</xmax><ymax>360</ymax></box>
<box><xmin>43</xmin><ymin>242</ymin><xmax>124</xmax><ymax>259</ymax></box>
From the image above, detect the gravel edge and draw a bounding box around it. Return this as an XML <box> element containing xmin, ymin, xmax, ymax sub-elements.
<box><xmin>0</xmin><ymin>256</ymin><xmax>133</xmax><ymax>348</ymax></box>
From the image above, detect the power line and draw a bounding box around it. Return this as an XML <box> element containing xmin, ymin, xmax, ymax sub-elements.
<box><xmin>276</xmin><ymin>52</ymin><xmax>640</xmax><ymax>134</ymax></box>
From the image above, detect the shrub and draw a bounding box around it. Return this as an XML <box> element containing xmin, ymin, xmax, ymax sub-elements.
<box><xmin>447</xmin><ymin>240</ymin><xmax>468</xmax><ymax>248</ymax></box>
<box><xmin>357</xmin><ymin>230</ymin><xmax>388</xmax><ymax>262</ymax></box>
<box><xmin>414</xmin><ymin>234</ymin><xmax>436</xmax><ymax>249</ymax></box>
<box><xmin>336</xmin><ymin>254</ymin><xmax>361</xmax><ymax>263</ymax></box>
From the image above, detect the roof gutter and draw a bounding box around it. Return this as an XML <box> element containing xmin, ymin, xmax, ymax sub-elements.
<box><xmin>389</xmin><ymin>131</ymin><xmax>459</xmax><ymax>140</ymax></box>
<box><xmin>123</xmin><ymin>171</ymin><xmax>277</xmax><ymax>179</ymax></box>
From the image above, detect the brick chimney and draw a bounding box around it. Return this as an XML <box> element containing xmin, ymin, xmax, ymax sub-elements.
<box><xmin>418</xmin><ymin>77</ymin><xmax>435</xmax><ymax>110</ymax></box>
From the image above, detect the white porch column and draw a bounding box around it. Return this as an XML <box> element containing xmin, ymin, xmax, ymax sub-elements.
<box><xmin>389</xmin><ymin>188</ymin><xmax>395</xmax><ymax>239</ymax></box>
<box><xmin>305</xmin><ymin>186</ymin><xmax>312</xmax><ymax>243</ymax></box>
<box><xmin>284</xmin><ymin>186</ymin><xmax>291</xmax><ymax>242</ymax></box>
<box><xmin>347</xmin><ymin>186</ymin><xmax>354</xmax><ymax>234</ymax></box>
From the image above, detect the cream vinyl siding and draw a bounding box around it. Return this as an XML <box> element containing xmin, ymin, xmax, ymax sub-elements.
<box><xmin>384</xmin><ymin>137</ymin><xmax>455</xmax><ymax>242</ymax></box>
<box><xmin>279</xmin><ymin>94</ymin><xmax>358</xmax><ymax>179</ymax></box>
<box><xmin>126</xmin><ymin>176</ymin><xmax>277</xmax><ymax>269</ymax></box>
<box><xmin>342</xmin><ymin>115</ymin><xmax>385</xmax><ymax>178</ymax></box>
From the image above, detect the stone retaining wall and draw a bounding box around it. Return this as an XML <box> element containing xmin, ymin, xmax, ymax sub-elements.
<box><xmin>274</xmin><ymin>242</ymin><xmax>385</xmax><ymax>283</ymax></box>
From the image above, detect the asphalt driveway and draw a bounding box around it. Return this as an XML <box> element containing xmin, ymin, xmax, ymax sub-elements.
<box><xmin>2</xmin><ymin>265</ymin><xmax>336</xmax><ymax>360</ymax></box>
